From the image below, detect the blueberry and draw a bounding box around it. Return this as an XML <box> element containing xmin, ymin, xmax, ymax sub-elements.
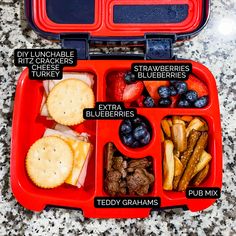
<box><xmin>120</xmin><ymin>123</ymin><xmax>132</xmax><ymax>135</ymax></box>
<box><xmin>143</xmin><ymin>96</ymin><xmax>155</xmax><ymax>107</ymax></box>
<box><xmin>133</xmin><ymin>126</ymin><xmax>148</xmax><ymax>141</ymax></box>
<box><xmin>169</xmin><ymin>86</ymin><xmax>178</xmax><ymax>96</ymax></box>
<box><xmin>140</xmin><ymin>132</ymin><xmax>151</xmax><ymax>146</ymax></box>
<box><xmin>132</xmin><ymin>117</ymin><xmax>143</xmax><ymax>126</ymax></box>
<box><xmin>194</xmin><ymin>96</ymin><xmax>209</xmax><ymax>108</ymax></box>
<box><xmin>177</xmin><ymin>99</ymin><xmax>190</xmax><ymax>108</ymax></box>
<box><xmin>124</xmin><ymin>119</ymin><xmax>132</xmax><ymax>127</ymax></box>
<box><xmin>121</xmin><ymin>116</ymin><xmax>152</xmax><ymax>148</ymax></box>
<box><xmin>122</xmin><ymin>134</ymin><xmax>134</xmax><ymax>146</ymax></box>
<box><xmin>131</xmin><ymin>141</ymin><xmax>140</xmax><ymax>148</ymax></box>
<box><xmin>125</xmin><ymin>72</ymin><xmax>136</xmax><ymax>84</ymax></box>
<box><xmin>158</xmin><ymin>86</ymin><xmax>171</xmax><ymax>98</ymax></box>
<box><xmin>158</xmin><ymin>98</ymin><xmax>172</xmax><ymax>107</ymax></box>
<box><xmin>185</xmin><ymin>90</ymin><xmax>198</xmax><ymax>103</ymax></box>
<box><xmin>175</xmin><ymin>82</ymin><xmax>188</xmax><ymax>95</ymax></box>
<box><xmin>170</xmin><ymin>80</ymin><xmax>178</xmax><ymax>85</ymax></box>
<box><xmin>140</xmin><ymin>122</ymin><xmax>148</xmax><ymax>129</ymax></box>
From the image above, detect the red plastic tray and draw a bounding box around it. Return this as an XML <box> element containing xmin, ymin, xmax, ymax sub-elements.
<box><xmin>11</xmin><ymin>60</ymin><xmax>222</xmax><ymax>218</ymax></box>
<box><xmin>32</xmin><ymin>0</ymin><xmax>204</xmax><ymax>37</ymax></box>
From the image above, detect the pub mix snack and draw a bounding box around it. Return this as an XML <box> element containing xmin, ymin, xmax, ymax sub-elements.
<box><xmin>162</xmin><ymin>116</ymin><xmax>212</xmax><ymax>191</ymax></box>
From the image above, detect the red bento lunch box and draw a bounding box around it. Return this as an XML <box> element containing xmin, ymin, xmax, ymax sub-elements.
<box><xmin>11</xmin><ymin>0</ymin><xmax>222</xmax><ymax>218</ymax></box>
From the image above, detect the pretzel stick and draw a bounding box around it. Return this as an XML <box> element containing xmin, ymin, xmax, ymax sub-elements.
<box><xmin>178</xmin><ymin>132</ymin><xmax>208</xmax><ymax>191</ymax></box>
<box><xmin>192</xmin><ymin>151</ymin><xmax>212</xmax><ymax>178</ymax></box>
<box><xmin>173</xmin><ymin>130</ymin><xmax>201</xmax><ymax>190</ymax></box>
<box><xmin>192</xmin><ymin>164</ymin><xmax>210</xmax><ymax>186</ymax></box>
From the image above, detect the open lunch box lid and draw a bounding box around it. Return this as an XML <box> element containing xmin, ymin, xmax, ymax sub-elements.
<box><xmin>10</xmin><ymin>0</ymin><xmax>222</xmax><ymax>219</ymax></box>
<box><xmin>25</xmin><ymin>0</ymin><xmax>210</xmax><ymax>40</ymax></box>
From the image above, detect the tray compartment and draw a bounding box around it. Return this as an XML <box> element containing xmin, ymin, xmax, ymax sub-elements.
<box><xmin>103</xmin><ymin>143</ymin><xmax>155</xmax><ymax>196</ymax></box>
<box><xmin>46</xmin><ymin>0</ymin><xmax>95</xmax><ymax>24</ymax></box>
<box><xmin>97</xmin><ymin>111</ymin><xmax>158</xmax><ymax>158</ymax></box>
<box><xmin>33</xmin><ymin>0</ymin><xmax>102</xmax><ymax>34</ymax></box>
<box><xmin>106</xmin><ymin>0</ymin><xmax>203</xmax><ymax>34</ymax></box>
<box><xmin>113</xmin><ymin>4</ymin><xmax>189</xmax><ymax>24</ymax></box>
<box><xmin>11</xmin><ymin>64</ymin><xmax>100</xmax><ymax>210</ymax></box>
<box><xmin>161</xmin><ymin>114</ymin><xmax>216</xmax><ymax>196</ymax></box>
<box><xmin>105</xmin><ymin>70</ymin><xmax>210</xmax><ymax>109</ymax></box>
<box><xmin>152</xmin><ymin>109</ymin><xmax>222</xmax><ymax>211</ymax></box>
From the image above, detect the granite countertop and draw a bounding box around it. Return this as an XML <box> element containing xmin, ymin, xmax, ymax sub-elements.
<box><xmin>0</xmin><ymin>1</ymin><xmax>236</xmax><ymax>235</ymax></box>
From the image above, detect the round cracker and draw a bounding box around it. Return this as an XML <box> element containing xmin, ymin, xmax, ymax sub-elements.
<box><xmin>46</xmin><ymin>79</ymin><xmax>95</xmax><ymax>125</ymax></box>
<box><xmin>26</xmin><ymin>136</ymin><xmax>73</xmax><ymax>189</ymax></box>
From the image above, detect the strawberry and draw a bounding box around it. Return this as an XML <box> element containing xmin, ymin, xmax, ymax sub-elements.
<box><xmin>124</xmin><ymin>102</ymin><xmax>131</xmax><ymax>108</ymax></box>
<box><xmin>170</xmin><ymin>95</ymin><xmax>179</xmax><ymax>108</ymax></box>
<box><xmin>144</xmin><ymin>81</ymin><xmax>169</xmax><ymax>100</ymax></box>
<box><xmin>186</xmin><ymin>75</ymin><xmax>208</xmax><ymax>97</ymax></box>
<box><xmin>107</xmin><ymin>72</ymin><xmax>144</xmax><ymax>103</ymax></box>
<box><xmin>136</xmin><ymin>95</ymin><xmax>145</xmax><ymax>107</ymax></box>
<box><xmin>123</xmin><ymin>82</ymin><xmax>144</xmax><ymax>103</ymax></box>
<box><xmin>107</xmin><ymin>72</ymin><xmax>126</xmax><ymax>101</ymax></box>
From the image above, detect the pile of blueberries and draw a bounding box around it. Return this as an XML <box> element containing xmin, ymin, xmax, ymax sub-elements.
<box><xmin>120</xmin><ymin>116</ymin><xmax>152</xmax><ymax>148</ymax></box>
<box><xmin>144</xmin><ymin>81</ymin><xmax>209</xmax><ymax>108</ymax></box>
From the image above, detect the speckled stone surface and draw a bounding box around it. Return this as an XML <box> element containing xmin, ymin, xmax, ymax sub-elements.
<box><xmin>0</xmin><ymin>1</ymin><xmax>236</xmax><ymax>235</ymax></box>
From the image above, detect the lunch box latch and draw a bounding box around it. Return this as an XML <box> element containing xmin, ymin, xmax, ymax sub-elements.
<box><xmin>145</xmin><ymin>34</ymin><xmax>176</xmax><ymax>60</ymax></box>
<box><xmin>61</xmin><ymin>34</ymin><xmax>90</xmax><ymax>60</ymax></box>
<box><xmin>60</xmin><ymin>33</ymin><xmax>176</xmax><ymax>60</ymax></box>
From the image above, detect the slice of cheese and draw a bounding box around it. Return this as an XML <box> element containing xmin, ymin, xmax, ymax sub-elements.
<box><xmin>64</xmin><ymin>138</ymin><xmax>91</xmax><ymax>186</ymax></box>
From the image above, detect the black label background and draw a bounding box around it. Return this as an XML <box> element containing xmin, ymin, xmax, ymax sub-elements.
<box><xmin>14</xmin><ymin>49</ymin><xmax>77</xmax><ymax>80</ymax></box>
<box><xmin>84</xmin><ymin>102</ymin><xmax>137</xmax><ymax>120</ymax></box>
<box><xmin>132</xmin><ymin>63</ymin><xmax>192</xmax><ymax>81</ymax></box>
<box><xmin>94</xmin><ymin>197</ymin><xmax>161</xmax><ymax>208</ymax></box>
<box><xmin>186</xmin><ymin>188</ymin><xmax>221</xmax><ymax>199</ymax></box>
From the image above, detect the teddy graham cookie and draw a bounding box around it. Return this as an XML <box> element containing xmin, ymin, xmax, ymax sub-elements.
<box><xmin>26</xmin><ymin>136</ymin><xmax>74</xmax><ymax>189</ymax></box>
<box><xmin>46</xmin><ymin>79</ymin><xmax>95</xmax><ymax>126</ymax></box>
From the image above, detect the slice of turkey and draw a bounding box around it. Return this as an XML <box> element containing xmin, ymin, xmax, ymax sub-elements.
<box><xmin>54</xmin><ymin>124</ymin><xmax>90</xmax><ymax>142</ymax></box>
<box><xmin>40</xmin><ymin>94</ymin><xmax>48</xmax><ymax>116</ymax></box>
<box><xmin>77</xmin><ymin>146</ymin><xmax>93</xmax><ymax>187</ymax></box>
<box><xmin>44</xmin><ymin>128</ymin><xmax>80</xmax><ymax>141</ymax></box>
<box><xmin>40</xmin><ymin>72</ymin><xmax>94</xmax><ymax>117</ymax></box>
<box><xmin>44</xmin><ymin>127</ymin><xmax>89</xmax><ymax>143</ymax></box>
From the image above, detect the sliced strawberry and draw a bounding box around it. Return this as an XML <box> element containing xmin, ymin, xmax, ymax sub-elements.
<box><xmin>107</xmin><ymin>72</ymin><xmax>126</xmax><ymax>101</ymax></box>
<box><xmin>170</xmin><ymin>95</ymin><xmax>179</xmax><ymax>107</ymax></box>
<box><xmin>186</xmin><ymin>75</ymin><xmax>208</xmax><ymax>97</ymax></box>
<box><xmin>123</xmin><ymin>82</ymin><xmax>144</xmax><ymax>103</ymax></box>
<box><xmin>144</xmin><ymin>81</ymin><xmax>169</xmax><ymax>100</ymax></box>
<box><xmin>124</xmin><ymin>102</ymin><xmax>131</xmax><ymax>108</ymax></box>
<box><xmin>136</xmin><ymin>95</ymin><xmax>145</xmax><ymax>107</ymax></box>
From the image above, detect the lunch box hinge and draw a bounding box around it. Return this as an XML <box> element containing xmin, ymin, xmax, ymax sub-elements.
<box><xmin>60</xmin><ymin>34</ymin><xmax>90</xmax><ymax>60</ymax></box>
<box><xmin>145</xmin><ymin>34</ymin><xmax>176</xmax><ymax>60</ymax></box>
